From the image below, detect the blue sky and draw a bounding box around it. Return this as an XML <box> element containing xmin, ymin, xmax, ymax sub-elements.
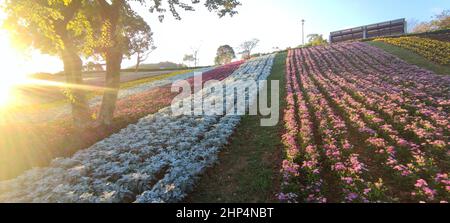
<box><xmin>294</xmin><ymin>0</ymin><xmax>447</xmax><ymax>34</ymax></box>
<box><xmin>128</xmin><ymin>0</ymin><xmax>448</xmax><ymax>67</ymax></box>
<box><xmin>1</xmin><ymin>0</ymin><xmax>448</xmax><ymax>73</ymax></box>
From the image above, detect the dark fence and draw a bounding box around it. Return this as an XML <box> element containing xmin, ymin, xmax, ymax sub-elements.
<box><xmin>330</xmin><ymin>18</ymin><xmax>406</xmax><ymax>43</ymax></box>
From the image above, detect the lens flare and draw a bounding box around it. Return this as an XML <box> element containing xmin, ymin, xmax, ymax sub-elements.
<box><xmin>0</xmin><ymin>30</ymin><xmax>33</xmax><ymax>107</ymax></box>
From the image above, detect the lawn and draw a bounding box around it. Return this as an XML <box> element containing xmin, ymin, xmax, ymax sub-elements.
<box><xmin>187</xmin><ymin>52</ymin><xmax>287</xmax><ymax>203</ymax></box>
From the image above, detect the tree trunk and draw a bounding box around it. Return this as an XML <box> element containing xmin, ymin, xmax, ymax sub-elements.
<box><xmin>135</xmin><ymin>52</ymin><xmax>141</xmax><ymax>73</ymax></box>
<box><xmin>98</xmin><ymin>48</ymin><xmax>122</xmax><ymax>126</ymax></box>
<box><xmin>61</xmin><ymin>50</ymin><xmax>91</xmax><ymax>127</ymax></box>
<box><xmin>53</xmin><ymin>0</ymin><xmax>89</xmax><ymax>127</ymax></box>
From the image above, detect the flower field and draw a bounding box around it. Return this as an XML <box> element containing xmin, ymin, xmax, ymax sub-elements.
<box><xmin>279</xmin><ymin>42</ymin><xmax>449</xmax><ymax>203</ymax></box>
<box><xmin>0</xmin><ymin>64</ymin><xmax>240</xmax><ymax>180</ymax></box>
<box><xmin>0</xmin><ymin>55</ymin><xmax>275</xmax><ymax>202</ymax></box>
<box><xmin>13</xmin><ymin>68</ymin><xmax>208</xmax><ymax>124</ymax></box>
<box><xmin>1</xmin><ymin>39</ymin><xmax>448</xmax><ymax>203</ymax></box>
<box><xmin>374</xmin><ymin>37</ymin><xmax>450</xmax><ymax>65</ymax></box>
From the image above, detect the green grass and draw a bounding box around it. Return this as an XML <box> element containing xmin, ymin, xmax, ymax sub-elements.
<box><xmin>367</xmin><ymin>41</ymin><xmax>450</xmax><ymax>75</ymax></box>
<box><xmin>119</xmin><ymin>69</ymin><xmax>192</xmax><ymax>89</ymax></box>
<box><xmin>187</xmin><ymin>52</ymin><xmax>287</xmax><ymax>203</ymax></box>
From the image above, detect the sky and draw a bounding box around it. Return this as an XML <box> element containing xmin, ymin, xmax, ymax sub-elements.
<box><xmin>0</xmin><ymin>0</ymin><xmax>448</xmax><ymax>74</ymax></box>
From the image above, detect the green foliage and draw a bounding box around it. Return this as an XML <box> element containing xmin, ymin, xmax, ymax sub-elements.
<box><xmin>2</xmin><ymin>0</ymin><xmax>242</xmax><ymax>61</ymax></box>
<box><xmin>304</xmin><ymin>34</ymin><xmax>328</xmax><ymax>47</ymax></box>
<box><xmin>183</xmin><ymin>54</ymin><xmax>195</xmax><ymax>62</ymax></box>
<box><xmin>147</xmin><ymin>0</ymin><xmax>241</xmax><ymax>21</ymax></box>
<box><xmin>214</xmin><ymin>45</ymin><xmax>236</xmax><ymax>65</ymax></box>
<box><xmin>2</xmin><ymin>0</ymin><xmax>96</xmax><ymax>56</ymax></box>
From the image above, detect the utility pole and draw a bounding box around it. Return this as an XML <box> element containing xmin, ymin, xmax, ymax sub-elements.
<box><xmin>193</xmin><ymin>49</ymin><xmax>198</xmax><ymax>67</ymax></box>
<box><xmin>301</xmin><ymin>19</ymin><xmax>305</xmax><ymax>45</ymax></box>
<box><xmin>191</xmin><ymin>41</ymin><xmax>203</xmax><ymax>67</ymax></box>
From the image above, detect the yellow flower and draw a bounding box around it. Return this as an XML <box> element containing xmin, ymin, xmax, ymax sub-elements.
<box><xmin>374</xmin><ymin>36</ymin><xmax>450</xmax><ymax>65</ymax></box>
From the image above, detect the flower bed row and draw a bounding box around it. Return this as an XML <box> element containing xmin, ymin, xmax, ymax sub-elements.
<box><xmin>16</xmin><ymin>68</ymin><xmax>212</xmax><ymax>124</ymax></box>
<box><xmin>0</xmin><ymin>55</ymin><xmax>275</xmax><ymax>202</ymax></box>
<box><xmin>374</xmin><ymin>37</ymin><xmax>450</xmax><ymax>65</ymax></box>
<box><xmin>279</xmin><ymin>42</ymin><xmax>449</xmax><ymax>203</ymax></box>
<box><xmin>0</xmin><ymin>63</ymin><xmax>241</xmax><ymax>181</ymax></box>
<box><xmin>304</xmin><ymin>46</ymin><xmax>443</xmax><ymax>202</ymax></box>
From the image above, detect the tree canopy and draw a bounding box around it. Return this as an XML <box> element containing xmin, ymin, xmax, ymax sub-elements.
<box><xmin>183</xmin><ymin>54</ymin><xmax>195</xmax><ymax>66</ymax></box>
<box><xmin>2</xmin><ymin>0</ymin><xmax>95</xmax><ymax>57</ymax></box>
<box><xmin>1</xmin><ymin>0</ymin><xmax>242</xmax><ymax>126</ymax></box>
<box><xmin>239</xmin><ymin>38</ymin><xmax>259</xmax><ymax>59</ymax></box>
<box><xmin>214</xmin><ymin>45</ymin><xmax>235</xmax><ymax>65</ymax></box>
<box><xmin>304</xmin><ymin>34</ymin><xmax>328</xmax><ymax>47</ymax></box>
<box><xmin>412</xmin><ymin>9</ymin><xmax>450</xmax><ymax>33</ymax></box>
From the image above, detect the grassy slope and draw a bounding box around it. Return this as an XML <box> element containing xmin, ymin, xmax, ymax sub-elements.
<box><xmin>187</xmin><ymin>52</ymin><xmax>287</xmax><ymax>203</ymax></box>
<box><xmin>367</xmin><ymin>41</ymin><xmax>450</xmax><ymax>75</ymax></box>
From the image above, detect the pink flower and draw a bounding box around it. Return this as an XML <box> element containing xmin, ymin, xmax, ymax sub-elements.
<box><xmin>415</xmin><ymin>179</ymin><xmax>428</xmax><ymax>188</ymax></box>
<box><xmin>342</xmin><ymin>177</ymin><xmax>354</xmax><ymax>184</ymax></box>
<box><xmin>333</xmin><ymin>162</ymin><xmax>346</xmax><ymax>171</ymax></box>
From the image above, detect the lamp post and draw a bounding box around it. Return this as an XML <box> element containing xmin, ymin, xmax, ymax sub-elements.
<box><xmin>301</xmin><ymin>19</ymin><xmax>305</xmax><ymax>45</ymax></box>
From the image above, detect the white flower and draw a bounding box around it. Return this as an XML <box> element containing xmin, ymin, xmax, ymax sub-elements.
<box><xmin>0</xmin><ymin>55</ymin><xmax>276</xmax><ymax>203</ymax></box>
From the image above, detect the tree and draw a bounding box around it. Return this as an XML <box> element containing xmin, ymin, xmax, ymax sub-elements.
<box><xmin>95</xmin><ymin>0</ymin><xmax>241</xmax><ymax>126</ymax></box>
<box><xmin>214</xmin><ymin>45</ymin><xmax>235</xmax><ymax>65</ymax></box>
<box><xmin>83</xmin><ymin>62</ymin><xmax>104</xmax><ymax>72</ymax></box>
<box><xmin>305</xmin><ymin>34</ymin><xmax>328</xmax><ymax>47</ymax></box>
<box><xmin>430</xmin><ymin>10</ymin><xmax>450</xmax><ymax>30</ymax></box>
<box><xmin>125</xmin><ymin>14</ymin><xmax>156</xmax><ymax>73</ymax></box>
<box><xmin>239</xmin><ymin>38</ymin><xmax>259</xmax><ymax>59</ymax></box>
<box><xmin>183</xmin><ymin>54</ymin><xmax>195</xmax><ymax>67</ymax></box>
<box><xmin>2</xmin><ymin>0</ymin><xmax>95</xmax><ymax>127</ymax></box>
<box><xmin>134</xmin><ymin>46</ymin><xmax>156</xmax><ymax>72</ymax></box>
<box><xmin>191</xmin><ymin>46</ymin><xmax>201</xmax><ymax>67</ymax></box>
<box><xmin>3</xmin><ymin>0</ymin><xmax>241</xmax><ymax>126</ymax></box>
<box><xmin>412</xmin><ymin>22</ymin><xmax>433</xmax><ymax>33</ymax></box>
<box><xmin>411</xmin><ymin>10</ymin><xmax>450</xmax><ymax>33</ymax></box>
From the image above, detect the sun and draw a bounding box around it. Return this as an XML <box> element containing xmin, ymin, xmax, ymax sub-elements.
<box><xmin>0</xmin><ymin>31</ymin><xmax>29</xmax><ymax>107</ymax></box>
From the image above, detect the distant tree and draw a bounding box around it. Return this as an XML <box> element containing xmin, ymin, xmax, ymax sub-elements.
<box><xmin>412</xmin><ymin>22</ymin><xmax>433</xmax><ymax>33</ymax></box>
<box><xmin>183</xmin><ymin>54</ymin><xmax>196</xmax><ymax>67</ymax></box>
<box><xmin>124</xmin><ymin>14</ymin><xmax>156</xmax><ymax>73</ymax></box>
<box><xmin>305</xmin><ymin>34</ymin><xmax>328</xmax><ymax>47</ymax></box>
<box><xmin>133</xmin><ymin>46</ymin><xmax>156</xmax><ymax>73</ymax></box>
<box><xmin>214</xmin><ymin>45</ymin><xmax>236</xmax><ymax>65</ymax></box>
<box><xmin>84</xmin><ymin>61</ymin><xmax>97</xmax><ymax>72</ymax></box>
<box><xmin>430</xmin><ymin>9</ymin><xmax>450</xmax><ymax>30</ymax></box>
<box><xmin>191</xmin><ymin>46</ymin><xmax>201</xmax><ymax>67</ymax></box>
<box><xmin>411</xmin><ymin>9</ymin><xmax>450</xmax><ymax>33</ymax></box>
<box><xmin>84</xmin><ymin>62</ymin><xmax>104</xmax><ymax>72</ymax></box>
<box><xmin>239</xmin><ymin>38</ymin><xmax>259</xmax><ymax>59</ymax></box>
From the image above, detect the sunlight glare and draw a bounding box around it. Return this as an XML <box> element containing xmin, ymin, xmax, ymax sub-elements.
<box><xmin>0</xmin><ymin>31</ymin><xmax>30</xmax><ymax>107</ymax></box>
